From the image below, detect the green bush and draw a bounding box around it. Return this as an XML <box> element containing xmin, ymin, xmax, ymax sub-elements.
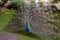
<box><xmin>7</xmin><ymin>0</ymin><xmax>24</xmax><ymax>9</ymax></box>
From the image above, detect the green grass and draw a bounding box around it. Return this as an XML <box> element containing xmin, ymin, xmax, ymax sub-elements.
<box><xmin>53</xmin><ymin>11</ymin><xmax>60</xmax><ymax>40</ymax></box>
<box><xmin>19</xmin><ymin>35</ymin><xmax>38</xmax><ymax>40</ymax></box>
<box><xmin>7</xmin><ymin>30</ymin><xmax>54</xmax><ymax>40</ymax></box>
<box><xmin>0</xmin><ymin>9</ymin><xmax>14</xmax><ymax>31</ymax></box>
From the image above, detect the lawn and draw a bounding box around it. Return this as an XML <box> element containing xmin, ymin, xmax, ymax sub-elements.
<box><xmin>0</xmin><ymin>9</ymin><xmax>14</xmax><ymax>31</ymax></box>
<box><xmin>55</xmin><ymin>11</ymin><xmax>60</xmax><ymax>40</ymax></box>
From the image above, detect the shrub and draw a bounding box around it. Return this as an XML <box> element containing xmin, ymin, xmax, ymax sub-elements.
<box><xmin>7</xmin><ymin>0</ymin><xmax>24</xmax><ymax>10</ymax></box>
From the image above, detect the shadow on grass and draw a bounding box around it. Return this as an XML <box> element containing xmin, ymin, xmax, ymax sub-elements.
<box><xmin>7</xmin><ymin>30</ymin><xmax>41</xmax><ymax>40</ymax></box>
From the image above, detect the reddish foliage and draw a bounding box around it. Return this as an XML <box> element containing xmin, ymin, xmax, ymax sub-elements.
<box><xmin>0</xmin><ymin>0</ymin><xmax>9</xmax><ymax>7</ymax></box>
